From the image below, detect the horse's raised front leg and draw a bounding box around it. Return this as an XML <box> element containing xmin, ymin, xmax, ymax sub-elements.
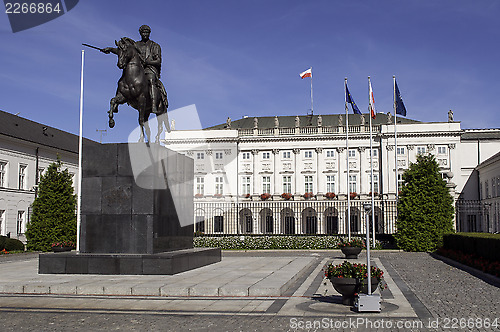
<box><xmin>109</xmin><ymin>92</ymin><xmax>126</xmax><ymax>129</ymax></box>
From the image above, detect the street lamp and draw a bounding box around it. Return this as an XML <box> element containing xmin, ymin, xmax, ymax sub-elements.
<box><xmin>355</xmin><ymin>203</ymin><xmax>381</xmax><ymax>312</ymax></box>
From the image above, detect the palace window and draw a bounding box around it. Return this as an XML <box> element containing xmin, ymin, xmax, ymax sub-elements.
<box><xmin>17</xmin><ymin>211</ymin><xmax>25</xmax><ymax>235</ymax></box>
<box><xmin>242</xmin><ymin>152</ymin><xmax>250</xmax><ymax>160</ymax></box>
<box><xmin>370</xmin><ymin>174</ymin><xmax>379</xmax><ymax>193</ymax></box>
<box><xmin>214</xmin><ymin>216</ymin><xmax>224</xmax><ymax>233</ymax></box>
<box><xmin>304</xmin><ymin>175</ymin><xmax>313</xmax><ymax>193</ymax></box>
<box><xmin>0</xmin><ymin>210</ymin><xmax>4</xmax><ymax>235</ymax></box>
<box><xmin>195</xmin><ymin>216</ymin><xmax>205</xmax><ymax>233</ymax></box>
<box><xmin>348</xmin><ymin>150</ymin><xmax>356</xmax><ymax>158</ymax></box>
<box><xmin>396</xmin><ymin>147</ymin><xmax>405</xmax><ymax>155</ymax></box>
<box><xmin>196</xmin><ymin>152</ymin><xmax>205</xmax><ymax>160</ymax></box>
<box><xmin>18</xmin><ymin>164</ymin><xmax>27</xmax><ymax>190</ymax></box>
<box><xmin>304</xmin><ymin>151</ymin><xmax>313</xmax><ymax>159</ymax></box>
<box><xmin>215</xmin><ymin>152</ymin><xmax>223</xmax><ymax>160</ymax></box>
<box><xmin>215</xmin><ymin>176</ymin><xmax>223</xmax><ymax>195</ymax></box>
<box><xmin>282</xmin><ymin>151</ymin><xmax>291</xmax><ymax>159</ymax></box>
<box><xmin>370</xmin><ymin>149</ymin><xmax>378</xmax><ymax>158</ymax></box>
<box><xmin>262</xmin><ymin>176</ymin><xmax>271</xmax><ymax>194</ymax></box>
<box><xmin>0</xmin><ymin>162</ymin><xmax>6</xmax><ymax>187</ymax></box>
<box><xmin>416</xmin><ymin>146</ymin><xmax>426</xmax><ymax>155</ymax></box>
<box><xmin>326</xmin><ymin>175</ymin><xmax>335</xmax><ymax>193</ymax></box>
<box><xmin>437</xmin><ymin>146</ymin><xmax>447</xmax><ymax>154</ymax></box>
<box><xmin>262</xmin><ymin>152</ymin><xmax>270</xmax><ymax>160</ymax></box>
<box><xmin>241</xmin><ymin>176</ymin><xmax>251</xmax><ymax>195</ymax></box>
<box><xmin>196</xmin><ymin>177</ymin><xmax>204</xmax><ymax>195</ymax></box>
<box><xmin>348</xmin><ymin>175</ymin><xmax>357</xmax><ymax>193</ymax></box>
<box><xmin>283</xmin><ymin>175</ymin><xmax>292</xmax><ymax>193</ymax></box>
<box><xmin>326</xmin><ymin>150</ymin><xmax>335</xmax><ymax>158</ymax></box>
<box><xmin>398</xmin><ymin>173</ymin><xmax>404</xmax><ymax>193</ymax></box>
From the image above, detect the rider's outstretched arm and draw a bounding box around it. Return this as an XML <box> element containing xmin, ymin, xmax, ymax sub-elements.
<box><xmin>102</xmin><ymin>47</ymin><xmax>118</xmax><ymax>55</ymax></box>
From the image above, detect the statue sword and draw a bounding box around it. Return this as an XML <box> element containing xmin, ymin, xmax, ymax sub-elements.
<box><xmin>82</xmin><ymin>43</ymin><xmax>106</xmax><ymax>52</ymax></box>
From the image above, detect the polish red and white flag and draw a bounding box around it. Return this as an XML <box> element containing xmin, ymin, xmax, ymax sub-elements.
<box><xmin>369</xmin><ymin>80</ymin><xmax>376</xmax><ymax>119</ymax></box>
<box><xmin>300</xmin><ymin>68</ymin><xmax>312</xmax><ymax>79</ymax></box>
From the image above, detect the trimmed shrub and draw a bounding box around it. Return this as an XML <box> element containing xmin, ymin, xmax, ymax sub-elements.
<box><xmin>25</xmin><ymin>159</ymin><xmax>77</xmax><ymax>252</ymax></box>
<box><xmin>0</xmin><ymin>235</ymin><xmax>6</xmax><ymax>250</ymax></box>
<box><xmin>4</xmin><ymin>238</ymin><xmax>24</xmax><ymax>251</ymax></box>
<box><xmin>443</xmin><ymin>233</ymin><xmax>500</xmax><ymax>262</ymax></box>
<box><xmin>395</xmin><ymin>154</ymin><xmax>455</xmax><ymax>251</ymax></box>
<box><xmin>194</xmin><ymin>235</ymin><xmax>382</xmax><ymax>250</ymax></box>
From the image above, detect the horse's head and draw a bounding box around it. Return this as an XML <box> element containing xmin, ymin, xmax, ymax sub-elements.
<box><xmin>115</xmin><ymin>37</ymin><xmax>136</xmax><ymax>69</ymax></box>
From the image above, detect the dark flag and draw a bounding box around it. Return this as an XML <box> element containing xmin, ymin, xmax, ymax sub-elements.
<box><xmin>394</xmin><ymin>80</ymin><xmax>407</xmax><ymax>116</ymax></box>
<box><xmin>345</xmin><ymin>83</ymin><xmax>362</xmax><ymax>114</ymax></box>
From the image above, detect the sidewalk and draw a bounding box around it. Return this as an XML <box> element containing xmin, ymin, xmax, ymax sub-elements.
<box><xmin>0</xmin><ymin>250</ymin><xmax>499</xmax><ymax>328</ymax></box>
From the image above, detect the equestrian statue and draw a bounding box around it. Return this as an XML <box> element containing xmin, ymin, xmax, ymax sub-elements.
<box><xmin>85</xmin><ymin>25</ymin><xmax>169</xmax><ymax>143</ymax></box>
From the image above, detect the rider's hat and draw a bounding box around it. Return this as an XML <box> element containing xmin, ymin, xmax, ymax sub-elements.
<box><xmin>139</xmin><ymin>25</ymin><xmax>151</xmax><ymax>33</ymax></box>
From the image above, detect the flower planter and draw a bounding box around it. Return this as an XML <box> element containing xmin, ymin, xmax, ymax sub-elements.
<box><xmin>329</xmin><ymin>277</ymin><xmax>379</xmax><ymax>305</ymax></box>
<box><xmin>341</xmin><ymin>246</ymin><xmax>362</xmax><ymax>259</ymax></box>
<box><xmin>52</xmin><ymin>247</ymin><xmax>74</xmax><ymax>252</ymax></box>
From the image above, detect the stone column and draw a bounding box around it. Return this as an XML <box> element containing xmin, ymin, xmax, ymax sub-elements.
<box><xmin>293</xmin><ymin>148</ymin><xmax>300</xmax><ymax>195</ymax></box>
<box><xmin>358</xmin><ymin>147</ymin><xmax>365</xmax><ymax>194</ymax></box>
<box><xmin>273</xmin><ymin>149</ymin><xmax>280</xmax><ymax>196</ymax></box>
<box><xmin>252</xmin><ymin>149</ymin><xmax>259</xmax><ymax>195</ymax></box>
<box><xmin>315</xmin><ymin>147</ymin><xmax>323</xmax><ymax>195</ymax></box>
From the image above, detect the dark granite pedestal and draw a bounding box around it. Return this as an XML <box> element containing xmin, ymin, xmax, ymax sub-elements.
<box><xmin>39</xmin><ymin>248</ymin><xmax>221</xmax><ymax>275</ymax></box>
<box><xmin>39</xmin><ymin>143</ymin><xmax>220</xmax><ymax>275</ymax></box>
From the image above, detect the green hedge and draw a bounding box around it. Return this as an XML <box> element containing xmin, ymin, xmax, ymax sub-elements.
<box><xmin>194</xmin><ymin>235</ymin><xmax>382</xmax><ymax>250</ymax></box>
<box><xmin>442</xmin><ymin>233</ymin><xmax>500</xmax><ymax>262</ymax></box>
<box><xmin>0</xmin><ymin>236</ymin><xmax>25</xmax><ymax>251</ymax></box>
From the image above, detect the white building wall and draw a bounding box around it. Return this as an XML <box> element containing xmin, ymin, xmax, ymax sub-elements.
<box><xmin>0</xmin><ymin>136</ymin><xmax>79</xmax><ymax>241</ymax></box>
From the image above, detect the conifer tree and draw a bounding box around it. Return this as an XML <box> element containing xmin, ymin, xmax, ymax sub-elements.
<box><xmin>395</xmin><ymin>154</ymin><xmax>454</xmax><ymax>251</ymax></box>
<box><xmin>25</xmin><ymin>159</ymin><xmax>76</xmax><ymax>251</ymax></box>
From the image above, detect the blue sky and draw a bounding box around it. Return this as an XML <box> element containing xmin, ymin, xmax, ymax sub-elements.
<box><xmin>1</xmin><ymin>0</ymin><xmax>499</xmax><ymax>143</ymax></box>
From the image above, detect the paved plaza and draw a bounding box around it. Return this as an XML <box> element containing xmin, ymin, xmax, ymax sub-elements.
<box><xmin>0</xmin><ymin>250</ymin><xmax>499</xmax><ymax>331</ymax></box>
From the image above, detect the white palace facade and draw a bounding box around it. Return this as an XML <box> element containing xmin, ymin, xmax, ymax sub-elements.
<box><xmin>164</xmin><ymin>112</ymin><xmax>500</xmax><ymax>236</ymax></box>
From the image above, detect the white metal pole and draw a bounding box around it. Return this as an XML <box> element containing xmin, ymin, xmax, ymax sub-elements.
<box><xmin>366</xmin><ymin>207</ymin><xmax>372</xmax><ymax>295</ymax></box>
<box><xmin>345</xmin><ymin>78</ymin><xmax>351</xmax><ymax>241</ymax></box>
<box><xmin>368</xmin><ymin>77</ymin><xmax>376</xmax><ymax>247</ymax></box>
<box><xmin>76</xmin><ymin>50</ymin><xmax>84</xmax><ymax>252</ymax></box>
<box><xmin>393</xmin><ymin>76</ymin><xmax>398</xmax><ymax>223</ymax></box>
<box><xmin>310</xmin><ymin>67</ymin><xmax>313</xmax><ymax>114</ymax></box>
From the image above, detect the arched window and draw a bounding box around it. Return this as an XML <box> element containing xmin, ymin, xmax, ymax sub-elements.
<box><xmin>259</xmin><ymin>208</ymin><xmax>273</xmax><ymax>234</ymax></box>
<box><xmin>239</xmin><ymin>208</ymin><xmax>253</xmax><ymax>234</ymax></box>
<box><xmin>324</xmin><ymin>207</ymin><xmax>338</xmax><ymax>234</ymax></box>
<box><xmin>302</xmin><ymin>207</ymin><xmax>317</xmax><ymax>234</ymax></box>
<box><xmin>280</xmin><ymin>208</ymin><xmax>295</xmax><ymax>234</ymax></box>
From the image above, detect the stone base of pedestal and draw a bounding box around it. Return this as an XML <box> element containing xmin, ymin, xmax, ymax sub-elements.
<box><xmin>39</xmin><ymin>247</ymin><xmax>220</xmax><ymax>275</ymax></box>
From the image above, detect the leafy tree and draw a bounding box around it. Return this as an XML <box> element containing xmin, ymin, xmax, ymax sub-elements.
<box><xmin>26</xmin><ymin>159</ymin><xmax>77</xmax><ymax>251</ymax></box>
<box><xmin>395</xmin><ymin>154</ymin><xmax>454</xmax><ymax>251</ymax></box>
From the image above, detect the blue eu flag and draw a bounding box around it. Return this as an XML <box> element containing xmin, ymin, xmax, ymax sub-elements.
<box><xmin>345</xmin><ymin>83</ymin><xmax>362</xmax><ymax>115</ymax></box>
<box><xmin>395</xmin><ymin>80</ymin><xmax>407</xmax><ymax>116</ymax></box>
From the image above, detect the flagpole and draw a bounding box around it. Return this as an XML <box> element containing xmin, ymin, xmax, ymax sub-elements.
<box><xmin>76</xmin><ymin>50</ymin><xmax>84</xmax><ymax>252</ymax></box>
<box><xmin>345</xmin><ymin>78</ymin><xmax>351</xmax><ymax>241</ymax></box>
<box><xmin>393</xmin><ymin>75</ymin><xmax>398</xmax><ymax>223</ymax></box>
<box><xmin>368</xmin><ymin>76</ymin><xmax>376</xmax><ymax>248</ymax></box>
<box><xmin>310</xmin><ymin>67</ymin><xmax>313</xmax><ymax>114</ymax></box>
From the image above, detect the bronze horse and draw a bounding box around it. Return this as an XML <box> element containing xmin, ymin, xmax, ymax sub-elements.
<box><xmin>108</xmin><ymin>37</ymin><xmax>169</xmax><ymax>143</ymax></box>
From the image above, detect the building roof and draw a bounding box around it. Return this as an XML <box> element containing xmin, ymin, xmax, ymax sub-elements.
<box><xmin>461</xmin><ymin>129</ymin><xmax>500</xmax><ymax>140</ymax></box>
<box><xmin>476</xmin><ymin>150</ymin><xmax>500</xmax><ymax>170</ymax></box>
<box><xmin>0</xmin><ymin>110</ymin><xmax>98</xmax><ymax>153</ymax></box>
<box><xmin>205</xmin><ymin>113</ymin><xmax>421</xmax><ymax>130</ymax></box>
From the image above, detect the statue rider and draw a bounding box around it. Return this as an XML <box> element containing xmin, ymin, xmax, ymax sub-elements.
<box><xmin>102</xmin><ymin>25</ymin><xmax>168</xmax><ymax>115</ymax></box>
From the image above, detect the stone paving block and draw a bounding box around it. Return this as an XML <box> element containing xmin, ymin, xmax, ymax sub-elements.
<box><xmin>160</xmin><ymin>283</ymin><xmax>191</xmax><ymax>296</ymax></box>
<box><xmin>23</xmin><ymin>283</ymin><xmax>51</xmax><ymax>294</ymax></box>
<box><xmin>49</xmin><ymin>283</ymin><xmax>77</xmax><ymax>295</ymax></box>
<box><xmin>0</xmin><ymin>283</ymin><xmax>24</xmax><ymax>294</ymax></box>
<box><xmin>76</xmin><ymin>283</ymin><xmax>105</xmax><ymax>295</ymax></box>
<box><xmin>188</xmin><ymin>285</ymin><xmax>220</xmax><ymax>296</ymax></box>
